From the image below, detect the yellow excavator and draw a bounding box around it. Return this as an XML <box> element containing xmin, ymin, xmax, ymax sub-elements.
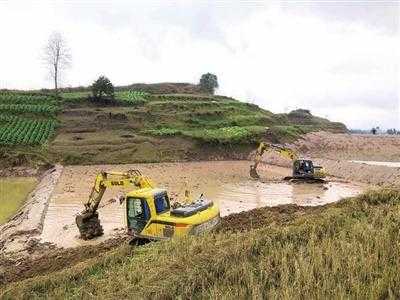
<box><xmin>249</xmin><ymin>142</ymin><xmax>326</xmax><ymax>182</ymax></box>
<box><xmin>75</xmin><ymin>170</ymin><xmax>220</xmax><ymax>241</ymax></box>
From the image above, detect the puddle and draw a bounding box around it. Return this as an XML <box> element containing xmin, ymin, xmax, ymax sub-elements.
<box><xmin>40</xmin><ymin>179</ymin><xmax>363</xmax><ymax>248</ymax></box>
<box><xmin>350</xmin><ymin>160</ymin><xmax>400</xmax><ymax>168</ymax></box>
<box><xmin>217</xmin><ymin>181</ymin><xmax>362</xmax><ymax>217</ymax></box>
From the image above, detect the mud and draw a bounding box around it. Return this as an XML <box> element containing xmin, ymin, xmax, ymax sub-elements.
<box><xmin>37</xmin><ymin>161</ymin><xmax>362</xmax><ymax>248</ymax></box>
<box><xmin>313</xmin><ymin>158</ymin><xmax>400</xmax><ymax>186</ymax></box>
<box><xmin>0</xmin><ymin>234</ymin><xmax>127</xmax><ymax>285</ymax></box>
<box><xmin>350</xmin><ymin>160</ymin><xmax>400</xmax><ymax>168</ymax></box>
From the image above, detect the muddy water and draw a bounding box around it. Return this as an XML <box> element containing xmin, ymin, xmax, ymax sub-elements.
<box><xmin>350</xmin><ymin>160</ymin><xmax>400</xmax><ymax>168</ymax></box>
<box><xmin>216</xmin><ymin>181</ymin><xmax>362</xmax><ymax>216</ymax></box>
<box><xmin>40</xmin><ymin>161</ymin><xmax>364</xmax><ymax>248</ymax></box>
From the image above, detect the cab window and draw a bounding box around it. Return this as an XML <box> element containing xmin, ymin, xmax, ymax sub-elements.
<box><xmin>127</xmin><ymin>197</ymin><xmax>150</xmax><ymax>220</ymax></box>
<box><xmin>154</xmin><ymin>193</ymin><xmax>170</xmax><ymax>214</ymax></box>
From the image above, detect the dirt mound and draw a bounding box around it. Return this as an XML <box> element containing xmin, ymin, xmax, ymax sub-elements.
<box><xmin>293</xmin><ymin>131</ymin><xmax>400</xmax><ymax>161</ymax></box>
<box><xmin>118</xmin><ymin>82</ymin><xmax>201</xmax><ymax>94</ymax></box>
<box><xmin>95</xmin><ymin>112</ymin><xmax>128</xmax><ymax>122</ymax></box>
<box><xmin>0</xmin><ymin>202</ymin><xmax>322</xmax><ymax>286</ymax></box>
<box><xmin>0</xmin><ymin>234</ymin><xmax>126</xmax><ymax>285</ymax></box>
<box><xmin>0</xmin><ymin>166</ymin><xmax>63</xmax><ymax>255</ymax></box>
<box><xmin>218</xmin><ymin>204</ymin><xmax>321</xmax><ymax>233</ymax></box>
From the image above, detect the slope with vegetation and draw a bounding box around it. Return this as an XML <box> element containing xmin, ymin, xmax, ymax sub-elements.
<box><xmin>1</xmin><ymin>83</ymin><xmax>347</xmax><ymax>167</ymax></box>
<box><xmin>2</xmin><ymin>188</ymin><xmax>399</xmax><ymax>298</ymax></box>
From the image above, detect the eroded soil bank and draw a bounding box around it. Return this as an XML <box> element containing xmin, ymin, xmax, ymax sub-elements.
<box><xmin>293</xmin><ymin>132</ymin><xmax>400</xmax><ymax>161</ymax></box>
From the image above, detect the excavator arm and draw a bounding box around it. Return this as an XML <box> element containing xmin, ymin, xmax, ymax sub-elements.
<box><xmin>250</xmin><ymin>142</ymin><xmax>298</xmax><ymax>179</ymax></box>
<box><xmin>76</xmin><ymin>169</ymin><xmax>155</xmax><ymax>239</ymax></box>
<box><xmin>83</xmin><ymin>170</ymin><xmax>155</xmax><ymax>215</ymax></box>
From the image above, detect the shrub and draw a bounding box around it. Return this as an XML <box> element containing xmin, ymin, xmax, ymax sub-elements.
<box><xmin>91</xmin><ymin>76</ymin><xmax>114</xmax><ymax>101</ymax></box>
<box><xmin>199</xmin><ymin>73</ymin><xmax>219</xmax><ymax>94</ymax></box>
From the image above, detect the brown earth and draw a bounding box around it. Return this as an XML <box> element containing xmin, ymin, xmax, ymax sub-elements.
<box><xmin>0</xmin><ymin>234</ymin><xmax>127</xmax><ymax>285</ymax></box>
<box><xmin>0</xmin><ymin>203</ymin><xmax>321</xmax><ymax>286</ymax></box>
<box><xmin>218</xmin><ymin>204</ymin><xmax>321</xmax><ymax>233</ymax></box>
<box><xmin>293</xmin><ymin>131</ymin><xmax>400</xmax><ymax>161</ymax></box>
<box><xmin>58</xmin><ymin>82</ymin><xmax>201</xmax><ymax>95</ymax></box>
<box><xmin>2</xmin><ymin>132</ymin><xmax>399</xmax><ymax>286</ymax></box>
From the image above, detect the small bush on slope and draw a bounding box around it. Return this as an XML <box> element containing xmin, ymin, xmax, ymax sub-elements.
<box><xmin>4</xmin><ymin>188</ymin><xmax>399</xmax><ymax>299</ymax></box>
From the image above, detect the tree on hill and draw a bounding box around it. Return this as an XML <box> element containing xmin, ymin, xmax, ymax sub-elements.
<box><xmin>42</xmin><ymin>32</ymin><xmax>71</xmax><ymax>94</ymax></box>
<box><xmin>199</xmin><ymin>73</ymin><xmax>219</xmax><ymax>94</ymax></box>
<box><xmin>91</xmin><ymin>76</ymin><xmax>114</xmax><ymax>101</ymax></box>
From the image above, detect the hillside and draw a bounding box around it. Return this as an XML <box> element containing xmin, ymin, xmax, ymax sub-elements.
<box><xmin>0</xmin><ymin>85</ymin><xmax>347</xmax><ymax>168</ymax></box>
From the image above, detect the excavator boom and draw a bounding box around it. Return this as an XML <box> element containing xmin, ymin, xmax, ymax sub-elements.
<box><xmin>76</xmin><ymin>169</ymin><xmax>155</xmax><ymax>240</ymax></box>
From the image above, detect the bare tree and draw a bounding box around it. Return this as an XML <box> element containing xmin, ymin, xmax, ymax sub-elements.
<box><xmin>43</xmin><ymin>32</ymin><xmax>71</xmax><ymax>94</ymax></box>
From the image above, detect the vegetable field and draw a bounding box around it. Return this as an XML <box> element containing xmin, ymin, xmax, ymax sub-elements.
<box><xmin>0</xmin><ymin>119</ymin><xmax>56</xmax><ymax>145</ymax></box>
<box><xmin>0</xmin><ymin>92</ymin><xmax>58</xmax><ymax>146</ymax></box>
<box><xmin>116</xmin><ymin>90</ymin><xmax>149</xmax><ymax>105</ymax></box>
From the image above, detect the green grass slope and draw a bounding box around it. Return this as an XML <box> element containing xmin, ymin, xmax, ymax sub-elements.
<box><xmin>3</xmin><ymin>188</ymin><xmax>399</xmax><ymax>299</ymax></box>
<box><xmin>46</xmin><ymin>92</ymin><xmax>346</xmax><ymax>165</ymax></box>
<box><xmin>1</xmin><ymin>88</ymin><xmax>347</xmax><ymax>167</ymax></box>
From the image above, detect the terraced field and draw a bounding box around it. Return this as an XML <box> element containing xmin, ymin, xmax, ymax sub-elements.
<box><xmin>46</xmin><ymin>91</ymin><xmax>347</xmax><ymax>165</ymax></box>
<box><xmin>0</xmin><ymin>88</ymin><xmax>346</xmax><ymax>167</ymax></box>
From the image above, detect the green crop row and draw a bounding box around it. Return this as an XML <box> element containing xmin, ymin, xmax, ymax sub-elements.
<box><xmin>0</xmin><ymin>104</ymin><xmax>59</xmax><ymax>115</ymax></box>
<box><xmin>146</xmin><ymin>126</ymin><xmax>266</xmax><ymax>144</ymax></box>
<box><xmin>0</xmin><ymin>114</ymin><xmax>18</xmax><ymax>123</ymax></box>
<box><xmin>0</xmin><ymin>118</ymin><xmax>56</xmax><ymax>146</ymax></box>
<box><xmin>0</xmin><ymin>93</ymin><xmax>56</xmax><ymax>105</ymax></box>
<box><xmin>117</xmin><ymin>90</ymin><xmax>150</xmax><ymax>105</ymax></box>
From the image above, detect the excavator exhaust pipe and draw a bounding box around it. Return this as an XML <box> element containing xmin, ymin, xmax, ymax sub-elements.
<box><xmin>75</xmin><ymin>211</ymin><xmax>104</xmax><ymax>240</ymax></box>
<box><xmin>249</xmin><ymin>165</ymin><xmax>260</xmax><ymax>179</ymax></box>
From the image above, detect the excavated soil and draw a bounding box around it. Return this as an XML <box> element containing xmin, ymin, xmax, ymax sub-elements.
<box><xmin>293</xmin><ymin>132</ymin><xmax>400</xmax><ymax>161</ymax></box>
<box><xmin>0</xmin><ymin>234</ymin><xmax>127</xmax><ymax>285</ymax></box>
<box><xmin>218</xmin><ymin>204</ymin><xmax>321</xmax><ymax>233</ymax></box>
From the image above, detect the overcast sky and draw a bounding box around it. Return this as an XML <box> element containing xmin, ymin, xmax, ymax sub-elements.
<box><xmin>0</xmin><ymin>0</ymin><xmax>399</xmax><ymax>129</ymax></box>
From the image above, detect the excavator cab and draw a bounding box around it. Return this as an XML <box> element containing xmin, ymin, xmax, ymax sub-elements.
<box><xmin>126</xmin><ymin>190</ymin><xmax>171</xmax><ymax>235</ymax></box>
<box><xmin>293</xmin><ymin>160</ymin><xmax>314</xmax><ymax>178</ymax></box>
<box><xmin>292</xmin><ymin>159</ymin><xmax>326</xmax><ymax>181</ymax></box>
<box><xmin>125</xmin><ymin>187</ymin><xmax>220</xmax><ymax>241</ymax></box>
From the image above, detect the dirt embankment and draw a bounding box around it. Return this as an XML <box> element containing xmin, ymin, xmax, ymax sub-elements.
<box><xmin>0</xmin><ymin>202</ymin><xmax>320</xmax><ymax>286</ymax></box>
<box><xmin>0</xmin><ymin>235</ymin><xmax>127</xmax><ymax>285</ymax></box>
<box><xmin>0</xmin><ymin>166</ymin><xmax>63</xmax><ymax>254</ymax></box>
<box><xmin>313</xmin><ymin>158</ymin><xmax>400</xmax><ymax>186</ymax></box>
<box><xmin>288</xmin><ymin>132</ymin><xmax>400</xmax><ymax>186</ymax></box>
<box><xmin>293</xmin><ymin>132</ymin><xmax>400</xmax><ymax>161</ymax></box>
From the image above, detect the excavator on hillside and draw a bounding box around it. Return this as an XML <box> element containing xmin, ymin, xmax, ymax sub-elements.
<box><xmin>75</xmin><ymin>170</ymin><xmax>220</xmax><ymax>241</ymax></box>
<box><xmin>249</xmin><ymin>142</ymin><xmax>326</xmax><ymax>182</ymax></box>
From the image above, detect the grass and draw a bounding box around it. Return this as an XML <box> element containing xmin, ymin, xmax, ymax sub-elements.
<box><xmin>146</xmin><ymin>126</ymin><xmax>267</xmax><ymax>144</ymax></box>
<box><xmin>2</xmin><ymin>90</ymin><xmax>347</xmax><ymax>167</ymax></box>
<box><xmin>3</xmin><ymin>188</ymin><xmax>400</xmax><ymax>298</ymax></box>
<box><xmin>0</xmin><ymin>177</ymin><xmax>37</xmax><ymax>224</ymax></box>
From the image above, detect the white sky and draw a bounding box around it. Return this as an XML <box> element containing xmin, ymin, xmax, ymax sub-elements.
<box><xmin>0</xmin><ymin>0</ymin><xmax>399</xmax><ymax>129</ymax></box>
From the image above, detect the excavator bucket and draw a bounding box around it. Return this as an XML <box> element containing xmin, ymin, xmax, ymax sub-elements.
<box><xmin>76</xmin><ymin>211</ymin><xmax>104</xmax><ymax>240</ymax></box>
<box><xmin>249</xmin><ymin>165</ymin><xmax>260</xmax><ymax>179</ymax></box>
